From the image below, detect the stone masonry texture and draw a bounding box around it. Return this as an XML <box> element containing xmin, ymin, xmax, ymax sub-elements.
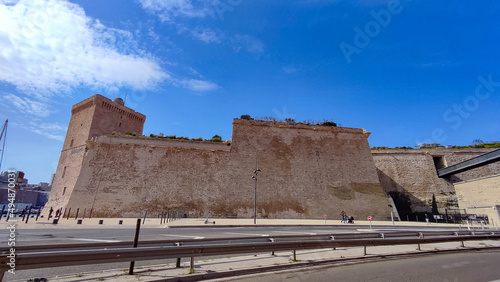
<box><xmin>45</xmin><ymin>95</ymin><xmax>499</xmax><ymax>219</ymax></box>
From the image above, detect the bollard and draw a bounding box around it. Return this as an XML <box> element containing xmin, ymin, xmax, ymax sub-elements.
<box><xmin>293</xmin><ymin>250</ymin><xmax>297</xmax><ymax>261</ymax></box>
<box><xmin>176</xmin><ymin>258</ymin><xmax>181</xmax><ymax>268</ymax></box>
<box><xmin>142</xmin><ymin>211</ymin><xmax>147</xmax><ymax>225</ymax></box>
<box><xmin>25</xmin><ymin>206</ymin><xmax>33</xmax><ymax>223</ymax></box>
<box><xmin>129</xmin><ymin>218</ymin><xmax>142</xmax><ymax>275</ymax></box>
<box><xmin>89</xmin><ymin>208</ymin><xmax>93</xmax><ymax>219</ymax></box>
<box><xmin>363</xmin><ymin>246</ymin><xmax>367</xmax><ymax>255</ymax></box>
<box><xmin>75</xmin><ymin>208</ymin><xmax>79</xmax><ymax>219</ymax></box>
<box><xmin>83</xmin><ymin>208</ymin><xmax>86</xmax><ymax>219</ymax></box>
<box><xmin>190</xmin><ymin>257</ymin><xmax>194</xmax><ymax>273</ymax></box>
<box><xmin>0</xmin><ymin>205</ymin><xmax>5</xmax><ymax>219</ymax></box>
<box><xmin>67</xmin><ymin>208</ymin><xmax>71</xmax><ymax>220</ymax></box>
<box><xmin>36</xmin><ymin>208</ymin><xmax>41</xmax><ymax>221</ymax></box>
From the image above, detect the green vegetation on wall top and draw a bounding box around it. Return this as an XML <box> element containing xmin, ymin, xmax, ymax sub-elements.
<box><xmin>111</xmin><ymin>132</ymin><xmax>227</xmax><ymax>143</ymax></box>
<box><xmin>239</xmin><ymin>115</ymin><xmax>338</xmax><ymax>127</ymax></box>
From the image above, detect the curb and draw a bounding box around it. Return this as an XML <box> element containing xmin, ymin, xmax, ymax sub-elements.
<box><xmin>166</xmin><ymin>224</ymin><xmax>470</xmax><ymax>229</ymax></box>
<box><xmin>167</xmin><ymin>224</ymin><xmax>362</xmax><ymax>229</ymax></box>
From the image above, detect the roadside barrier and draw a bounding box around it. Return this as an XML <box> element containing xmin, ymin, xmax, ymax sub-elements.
<box><xmin>1</xmin><ymin>230</ymin><xmax>499</xmax><ymax>280</ymax></box>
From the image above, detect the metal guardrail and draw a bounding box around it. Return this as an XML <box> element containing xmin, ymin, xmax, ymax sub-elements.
<box><xmin>1</xmin><ymin>231</ymin><xmax>499</xmax><ymax>280</ymax></box>
<box><xmin>0</xmin><ymin>230</ymin><xmax>488</xmax><ymax>253</ymax></box>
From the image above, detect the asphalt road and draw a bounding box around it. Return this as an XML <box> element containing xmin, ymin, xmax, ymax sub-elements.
<box><xmin>1</xmin><ymin>224</ymin><xmax>464</xmax><ymax>246</ymax></box>
<box><xmin>228</xmin><ymin>250</ymin><xmax>500</xmax><ymax>282</ymax></box>
<box><xmin>0</xmin><ymin>225</ymin><xmax>472</xmax><ymax>281</ymax></box>
<box><xmin>2</xmin><ymin>225</ymin><xmax>375</xmax><ymax>246</ymax></box>
<box><xmin>0</xmin><ymin>225</ymin><xmax>369</xmax><ymax>281</ymax></box>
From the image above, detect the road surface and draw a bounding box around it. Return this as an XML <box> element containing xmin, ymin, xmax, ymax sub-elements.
<box><xmin>228</xmin><ymin>250</ymin><xmax>500</xmax><ymax>282</ymax></box>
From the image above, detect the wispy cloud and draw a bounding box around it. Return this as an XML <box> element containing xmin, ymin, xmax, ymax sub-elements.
<box><xmin>0</xmin><ymin>0</ymin><xmax>168</xmax><ymax>97</ymax></box>
<box><xmin>138</xmin><ymin>0</ymin><xmax>215</xmax><ymax>22</ymax></box>
<box><xmin>11</xmin><ymin>120</ymin><xmax>67</xmax><ymax>141</ymax></box>
<box><xmin>176</xmin><ymin>78</ymin><xmax>219</xmax><ymax>92</ymax></box>
<box><xmin>282</xmin><ymin>66</ymin><xmax>299</xmax><ymax>74</ymax></box>
<box><xmin>2</xmin><ymin>93</ymin><xmax>51</xmax><ymax>117</ymax></box>
<box><xmin>231</xmin><ymin>34</ymin><xmax>265</xmax><ymax>54</ymax></box>
<box><xmin>189</xmin><ymin>27</ymin><xmax>225</xmax><ymax>43</ymax></box>
<box><xmin>30</xmin><ymin>121</ymin><xmax>67</xmax><ymax>141</ymax></box>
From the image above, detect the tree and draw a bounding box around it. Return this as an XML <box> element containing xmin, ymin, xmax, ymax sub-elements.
<box><xmin>431</xmin><ymin>194</ymin><xmax>439</xmax><ymax>215</ymax></box>
<box><xmin>211</xmin><ymin>135</ymin><xmax>222</xmax><ymax>142</ymax></box>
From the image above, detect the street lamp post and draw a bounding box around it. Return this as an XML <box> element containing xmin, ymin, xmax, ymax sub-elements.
<box><xmin>252</xmin><ymin>169</ymin><xmax>261</xmax><ymax>225</ymax></box>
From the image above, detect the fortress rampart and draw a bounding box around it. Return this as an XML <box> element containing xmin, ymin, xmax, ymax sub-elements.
<box><xmin>372</xmin><ymin>148</ymin><xmax>500</xmax><ymax>214</ymax></box>
<box><xmin>62</xmin><ymin>118</ymin><xmax>392</xmax><ymax>219</ymax></box>
<box><xmin>44</xmin><ymin>95</ymin><xmax>499</xmax><ymax>220</ymax></box>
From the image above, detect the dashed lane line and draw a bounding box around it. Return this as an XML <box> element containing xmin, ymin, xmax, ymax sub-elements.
<box><xmin>67</xmin><ymin>238</ymin><xmax>122</xmax><ymax>243</ymax></box>
<box><xmin>161</xmin><ymin>234</ymin><xmax>205</xmax><ymax>239</ymax></box>
<box><xmin>272</xmin><ymin>231</ymin><xmax>317</xmax><ymax>235</ymax></box>
<box><xmin>224</xmin><ymin>232</ymin><xmax>270</xmax><ymax>237</ymax></box>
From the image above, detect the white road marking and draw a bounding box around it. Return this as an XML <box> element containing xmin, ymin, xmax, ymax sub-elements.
<box><xmin>161</xmin><ymin>234</ymin><xmax>205</xmax><ymax>239</ymax></box>
<box><xmin>224</xmin><ymin>232</ymin><xmax>269</xmax><ymax>237</ymax></box>
<box><xmin>273</xmin><ymin>231</ymin><xmax>317</xmax><ymax>235</ymax></box>
<box><xmin>68</xmin><ymin>238</ymin><xmax>121</xmax><ymax>243</ymax></box>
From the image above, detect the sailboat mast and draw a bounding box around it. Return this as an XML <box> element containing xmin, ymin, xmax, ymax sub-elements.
<box><xmin>0</xmin><ymin>119</ymin><xmax>8</xmax><ymax>172</ymax></box>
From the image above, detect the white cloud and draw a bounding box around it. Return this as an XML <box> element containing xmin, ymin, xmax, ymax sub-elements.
<box><xmin>176</xmin><ymin>78</ymin><xmax>219</xmax><ymax>92</ymax></box>
<box><xmin>232</xmin><ymin>34</ymin><xmax>264</xmax><ymax>54</ymax></box>
<box><xmin>282</xmin><ymin>66</ymin><xmax>298</xmax><ymax>74</ymax></box>
<box><xmin>11</xmin><ymin>119</ymin><xmax>67</xmax><ymax>141</ymax></box>
<box><xmin>0</xmin><ymin>0</ymin><xmax>168</xmax><ymax>97</ymax></box>
<box><xmin>2</xmin><ymin>93</ymin><xmax>51</xmax><ymax>117</ymax></box>
<box><xmin>190</xmin><ymin>27</ymin><xmax>225</xmax><ymax>43</ymax></box>
<box><xmin>138</xmin><ymin>0</ymin><xmax>215</xmax><ymax>22</ymax></box>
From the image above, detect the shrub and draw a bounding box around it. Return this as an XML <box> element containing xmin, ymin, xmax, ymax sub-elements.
<box><xmin>240</xmin><ymin>114</ymin><xmax>253</xmax><ymax>120</ymax></box>
<box><xmin>210</xmin><ymin>135</ymin><xmax>223</xmax><ymax>142</ymax></box>
<box><xmin>320</xmin><ymin>121</ymin><xmax>337</xmax><ymax>127</ymax></box>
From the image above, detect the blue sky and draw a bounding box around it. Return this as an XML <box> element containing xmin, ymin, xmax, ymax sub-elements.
<box><xmin>1</xmin><ymin>0</ymin><xmax>499</xmax><ymax>183</ymax></box>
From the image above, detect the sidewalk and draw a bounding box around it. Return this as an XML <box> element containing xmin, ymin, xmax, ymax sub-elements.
<box><xmin>2</xmin><ymin>216</ymin><xmax>491</xmax><ymax>230</ymax></box>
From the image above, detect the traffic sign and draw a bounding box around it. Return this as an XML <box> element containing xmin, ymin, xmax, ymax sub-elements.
<box><xmin>367</xmin><ymin>216</ymin><xmax>372</xmax><ymax>221</ymax></box>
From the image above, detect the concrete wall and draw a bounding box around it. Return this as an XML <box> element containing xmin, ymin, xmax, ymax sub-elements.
<box><xmin>62</xmin><ymin>119</ymin><xmax>393</xmax><ymax>220</ymax></box>
<box><xmin>455</xmin><ymin>175</ymin><xmax>500</xmax><ymax>226</ymax></box>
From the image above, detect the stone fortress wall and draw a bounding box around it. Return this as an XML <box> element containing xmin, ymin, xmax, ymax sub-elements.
<box><xmin>45</xmin><ymin>94</ymin><xmax>499</xmax><ymax>220</ymax></box>
<box><xmin>372</xmin><ymin>148</ymin><xmax>500</xmax><ymax>215</ymax></box>
<box><xmin>64</xmin><ymin>118</ymin><xmax>393</xmax><ymax>219</ymax></box>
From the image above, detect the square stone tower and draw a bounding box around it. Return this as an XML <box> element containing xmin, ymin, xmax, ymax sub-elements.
<box><xmin>44</xmin><ymin>94</ymin><xmax>146</xmax><ymax>214</ymax></box>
